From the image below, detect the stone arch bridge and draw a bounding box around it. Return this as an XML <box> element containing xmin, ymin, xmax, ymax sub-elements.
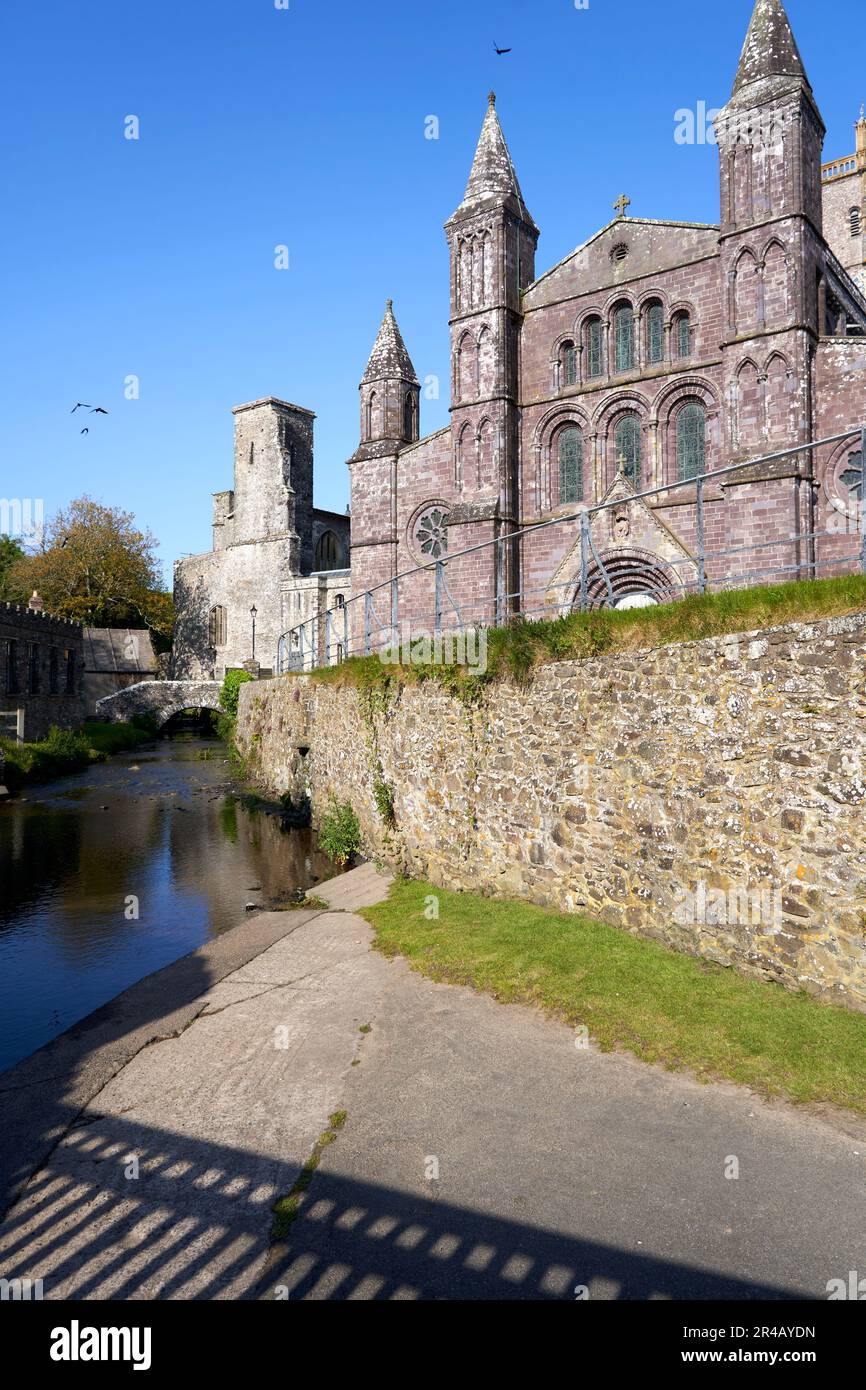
<box><xmin>96</xmin><ymin>680</ymin><xmax>222</xmax><ymax>729</ymax></box>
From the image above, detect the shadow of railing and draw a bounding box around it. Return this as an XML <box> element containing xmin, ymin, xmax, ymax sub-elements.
<box><xmin>0</xmin><ymin>1111</ymin><xmax>804</xmax><ymax>1301</ymax></box>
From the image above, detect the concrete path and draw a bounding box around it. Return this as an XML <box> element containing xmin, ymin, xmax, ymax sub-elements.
<box><xmin>1</xmin><ymin>864</ymin><xmax>864</xmax><ymax>1300</ymax></box>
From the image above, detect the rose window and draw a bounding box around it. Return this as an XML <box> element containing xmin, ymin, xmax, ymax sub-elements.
<box><xmin>415</xmin><ymin>507</ymin><xmax>449</xmax><ymax>559</ymax></box>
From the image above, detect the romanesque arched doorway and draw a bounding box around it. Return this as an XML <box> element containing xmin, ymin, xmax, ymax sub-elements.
<box><xmin>574</xmin><ymin>547</ymin><xmax>680</xmax><ymax>610</ymax></box>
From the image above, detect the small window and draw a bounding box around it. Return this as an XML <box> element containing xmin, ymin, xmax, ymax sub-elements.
<box><xmin>64</xmin><ymin>648</ymin><xmax>75</xmax><ymax>695</ymax></box>
<box><xmin>611</xmin><ymin>243</ymin><xmax>629</xmax><ymax>263</ymax></box>
<box><xmin>559</xmin><ymin>340</ymin><xmax>577</xmax><ymax>387</ymax></box>
<box><xmin>675</xmin><ymin>312</ymin><xmax>691</xmax><ymax>358</ymax></box>
<box><xmin>5</xmin><ymin>639</ymin><xmax>19</xmax><ymax>695</ymax></box>
<box><xmin>615</xmin><ymin>304</ymin><xmax>634</xmax><ymax>372</ymax></box>
<box><xmin>49</xmin><ymin>648</ymin><xmax>59</xmax><ymax>694</ymax></box>
<box><xmin>558</xmin><ymin>426</ymin><xmax>584</xmax><ymax>504</ymax></box>
<box><xmin>614</xmin><ymin>414</ymin><xmax>642</xmax><ymax>488</ymax></box>
<box><xmin>335</xmin><ymin>594</ymin><xmax>345</xmax><ymax>609</ymax></box>
<box><xmin>851</xmin><ymin>207</ymin><xmax>862</xmax><ymax>238</ymax></box>
<box><xmin>366</xmin><ymin>391</ymin><xmax>377</xmax><ymax>439</ymax></box>
<box><xmin>677</xmin><ymin>402</ymin><xmax>706</xmax><ymax>480</ymax></box>
<box><xmin>28</xmin><ymin>643</ymin><xmax>39</xmax><ymax>695</ymax></box>
<box><xmin>208</xmin><ymin>605</ymin><xmax>228</xmax><ymax>648</ymax></box>
<box><xmin>403</xmin><ymin>391</ymin><xmax>416</xmax><ymax>440</ymax></box>
<box><xmin>586</xmin><ymin>317</ymin><xmax>603</xmax><ymax>378</ymax></box>
<box><xmin>647</xmin><ymin>302</ymin><xmax>664</xmax><ymax>364</ymax></box>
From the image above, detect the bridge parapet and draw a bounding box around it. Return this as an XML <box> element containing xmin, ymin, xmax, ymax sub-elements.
<box><xmin>96</xmin><ymin>680</ymin><xmax>222</xmax><ymax>728</ymax></box>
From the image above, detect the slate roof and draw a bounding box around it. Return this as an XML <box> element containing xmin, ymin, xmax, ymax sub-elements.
<box><xmin>83</xmin><ymin>628</ymin><xmax>157</xmax><ymax>674</ymax></box>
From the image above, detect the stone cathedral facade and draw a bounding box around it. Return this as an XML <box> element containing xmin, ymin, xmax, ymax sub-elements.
<box><xmin>174</xmin><ymin>0</ymin><xmax>866</xmax><ymax>678</ymax></box>
<box><xmin>348</xmin><ymin>0</ymin><xmax>866</xmax><ymax>629</ymax></box>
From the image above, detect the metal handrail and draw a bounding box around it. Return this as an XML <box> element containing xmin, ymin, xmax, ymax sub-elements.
<box><xmin>277</xmin><ymin>424</ymin><xmax>866</xmax><ymax>673</ymax></box>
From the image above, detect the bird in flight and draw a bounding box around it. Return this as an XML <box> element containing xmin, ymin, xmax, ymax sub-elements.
<box><xmin>90</xmin><ymin>407</ymin><xmax>108</xmax><ymax>414</ymax></box>
<box><xmin>70</xmin><ymin>402</ymin><xmax>90</xmax><ymax>412</ymax></box>
<box><xmin>494</xmin><ymin>41</ymin><xmax>512</xmax><ymax>55</ymax></box>
<box><xmin>80</xmin><ymin>427</ymin><xmax>89</xmax><ymax>435</ymax></box>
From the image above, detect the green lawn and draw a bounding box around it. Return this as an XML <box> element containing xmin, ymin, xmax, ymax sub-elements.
<box><xmin>361</xmin><ymin>877</ymin><xmax>866</xmax><ymax>1114</ymax></box>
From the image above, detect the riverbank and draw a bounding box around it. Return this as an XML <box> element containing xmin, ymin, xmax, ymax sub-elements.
<box><xmin>0</xmin><ymin>720</ymin><xmax>153</xmax><ymax>791</ymax></box>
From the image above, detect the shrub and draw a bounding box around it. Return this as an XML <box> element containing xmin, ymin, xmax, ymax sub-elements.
<box><xmin>219</xmin><ymin>669</ymin><xmax>255</xmax><ymax>718</ymax></box>
<box><xmin>0</xmin><ymin>725</ymin><xmax>98</xmax><ymax>788</ymax></box>
<box><xmin>318</xmin><ymin>797</ymin><xmax>361</xmax><ymax>866</ymax></box>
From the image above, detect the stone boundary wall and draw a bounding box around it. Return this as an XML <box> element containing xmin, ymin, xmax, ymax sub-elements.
<box><xmin>237</xmin><ymin>612</ymin><xmax>866</xmax><ymax>1010</ymax></box>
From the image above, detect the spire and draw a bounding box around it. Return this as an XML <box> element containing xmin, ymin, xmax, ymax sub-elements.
<box><xmin>361</xmin><ymin>299</ymin><xmax>418</xmax><ymax>385</ymax></box>
<box><xmin>449</xmin><ymin>93</ymin><xmax>536</xmax><ymax>228</ymax></box>
<box><xmin>731</xmin><ymin>0</ymin><xmax>811</xmax><ymax>103</ymax></box>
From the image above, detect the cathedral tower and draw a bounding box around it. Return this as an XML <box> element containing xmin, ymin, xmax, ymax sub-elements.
<box><xmin>444</xmin><ymin>93</ymin><xmax>538</xmax><ymax>599</ymax></box>
<box><xmin>715</xmin><ymin>0</ymin><xmax>825</xmax><ymax>458</ymax></box>
<box><xmin>713</xmin><ymin>0</ymin><xmax>827</xmax><ymax>586</ymax></box>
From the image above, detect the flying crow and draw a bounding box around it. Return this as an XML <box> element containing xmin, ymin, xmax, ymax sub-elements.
<box><xmin>90</xmin><ymin>407</ymin><xmax>108</xmax><ymax>414</ymax></box>
<box><xmin>71</xmin><ymin>403</ymin><xmax>90</xmax><ymax>412</ymax></box>
<box><xmin>494</xmin><ymin>41</ymin><xmax>512</xmax><ymax>54</ymax></box>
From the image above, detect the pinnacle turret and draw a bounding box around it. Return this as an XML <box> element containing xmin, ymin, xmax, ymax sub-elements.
<box><xmin>361</xmin><ymin>299</ymin><xmax>418</xmax><ymax>386</ymax></box>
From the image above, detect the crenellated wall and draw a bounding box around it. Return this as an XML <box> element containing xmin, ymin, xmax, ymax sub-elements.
<box><xmin>237</xmin><ymin>611</ymin><xmax>866</xmax><ymax>1010</ymax></box>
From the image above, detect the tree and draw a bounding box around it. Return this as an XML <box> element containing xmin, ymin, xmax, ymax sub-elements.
<box><xmin>6</xmin><ymin>496</ymin><xmax>174</xmax><ymax>645</ymax></box>
<box><xmin>0</xmin><ymin>535</ymin><xmax>24</xmax><ymax>600</ymax></box>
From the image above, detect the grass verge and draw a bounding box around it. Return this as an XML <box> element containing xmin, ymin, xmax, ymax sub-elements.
<box><xmin>361</xmin><ymin>877</ymin><xmax>866</xmax><ymax>1115</ymax></box>
<box><xmin>0</xmin><ymin>721</ymin><xmax>153</xmax><ymax>789</ymax></box>
<box><xmin>303</xmin><ymin>573</ymin><xmax>866</xmax><ymax>698</ymax></box>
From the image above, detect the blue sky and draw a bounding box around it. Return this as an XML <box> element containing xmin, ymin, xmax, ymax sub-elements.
<box><xmin>0</xmin><ymin>0</ymin><xmax>860</xmax><ymax>581</ymax></box>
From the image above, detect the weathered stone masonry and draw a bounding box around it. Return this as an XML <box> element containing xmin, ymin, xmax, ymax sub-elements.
<box><xmin>237</xmin><ymin>610</ymin><xmax>866</xmax><ymax>1011</ymax></box>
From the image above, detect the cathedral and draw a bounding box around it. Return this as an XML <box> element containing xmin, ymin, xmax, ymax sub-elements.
<box><xmin>174</xmin><ymin>0</ymin><xmax>866</xmax><ymax>678</ymax></box>
<box><xmin>348</xmin><ymin>0</ymin><xmax>866</xmax><ymax>632</ymax></box>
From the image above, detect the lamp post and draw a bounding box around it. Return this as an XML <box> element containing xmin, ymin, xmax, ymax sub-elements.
<box><xmin>250</xmin><ymin>605</ymin><xmax>257</xmax><ymax>661</ymax></box>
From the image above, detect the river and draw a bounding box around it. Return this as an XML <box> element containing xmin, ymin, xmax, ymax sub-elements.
<box><xmin>0</xmin><ymin>732</ymin><xmax>338</xmax><ymax>1075</ymax></box>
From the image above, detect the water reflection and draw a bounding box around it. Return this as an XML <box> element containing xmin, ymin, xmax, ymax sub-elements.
<box><xmin>0</xmin><ymin>736</ymin><xmax>337</xmax><ymax>1074</ymax></box>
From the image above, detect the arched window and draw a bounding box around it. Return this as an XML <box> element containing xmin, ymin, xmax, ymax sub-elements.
<box><xmin>676</xmin><ymin>402</ymin><xmax>706</xmax><ymax>480</ymax></box>
<box><xmin>365</xmin><ymin>391</ymin><xmax>377</xmax><ymax>439</ymax></box>
<box><xmin>614</xmin><ymin>414</ymin><xmax>641</xmax><ymax>488</ymax></box>
<box><xmin>647</xmin><ymin>302</ymin><xmax>664</xmax><ymax>365</ymax></box>
<box><xmin>675</xmin><ymin>312</ymin><xmax>691</xmax><ymax>358</ymax></box>
<box><xmin>851</xmin><ymin>207</ymin><xmax>862</xmax><ymax>238</ymax></box>
<box><xmin>314</xmin><ymin>531</ymin><xmax>342</xmax><ymax>571</ymax></box>
<box><xmin>559</xmin><ymin>339</ymin><xmax>577</xmax><ymax>387</ymax></box>
<box><xmin>558</xmin><ymin>426</ymin><xmax>584</xmax><ymax>504</ymax></box>
<box><xmin>585</xmin><ymin>316</ymin><xmax>603</xmax><ymax>378</ymax></box>
<box><xmin>403</xmin><ymin>391</ymin><xmax>416</xmax><ymax>440</ymax></box>
<box><xmin>615</xmin><ymin>304</ymin><xmax>634</xmax><ymax>372</ymax></box>
<box><xmin>208</xmin><ymin>605</ymin><xmax>227</xmax><ymax>648</ymax></box>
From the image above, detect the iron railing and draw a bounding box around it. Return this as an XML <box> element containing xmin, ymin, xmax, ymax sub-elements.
<box><xmin>277</xmin><ymin>425</ymin><xmax>866</xmax><ymax>673</ymax></box>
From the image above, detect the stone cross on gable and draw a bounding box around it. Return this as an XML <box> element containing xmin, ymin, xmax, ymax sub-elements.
<box><xmin>614</xmin><ymin>193</ymin><xmax>631</xmax><ymax>218</ymax></box>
